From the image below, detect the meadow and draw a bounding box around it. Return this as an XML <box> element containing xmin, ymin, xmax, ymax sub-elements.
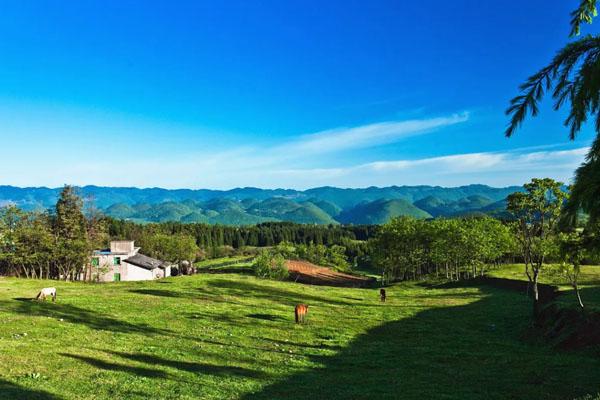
<box><xmin>1</xmin><ymin>266</ymin><xmax>600</xmax><ymax>399</ymax></box>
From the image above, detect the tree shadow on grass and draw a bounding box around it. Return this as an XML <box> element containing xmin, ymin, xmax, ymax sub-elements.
<box><xmin>188</xmin><ymin>336</ymin><xmax>301</xmax><ymax>356</ymax></box>
<box><xmin>60</xmin><ymin>354</ymin><xmax>168</xmax><ymax>379</ymax></box>
<box><xmin>246</xmin><ymin>313</ymin><xmax>285</xmax><ymax>321</ymax></box>
<box><xmin>0</xmin><ymin>379</ymin><xmax>62</xmax><ymax>400</ymax></box>
<box><xmin>7</xmin><ymin>299</ymin><xmax>170</xmax><ymax>336</ymax></box>
<box><xmin>206</xmin><ymin>279</ymin><xmax>355</xmax><ymax>306</ymax></box>
<box><xmin>105</xmin><ymin>351</ymin><xmax>268</xmax><ymax>379</ymax></box>
<box><xmin>242</xmin><ymin>283</ymin><xmax>600</xmax><ymax>400</ymax></box>
<box><xmin>198</xmin><ymin>267</ymin><xmax>254</xmax><ymax>275</ymax></box>
<box><xmin>128</xmin><ymin>289</ymin><xmax>183</xmax><ymax>298</ymax></box>
<box><xmin>189</xmin><ymin>309</ymin><xmax>288</xmax><ymax>326</ymax></box>
<box><xmin>257</xmin><ymin>337</ymin><xmax>344</xmax><ymax>351</ymax></box>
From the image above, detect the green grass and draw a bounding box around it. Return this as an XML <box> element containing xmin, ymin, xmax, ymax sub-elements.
<box><xmin>0</xmin><ymin>271</ymin><xmax>599</xmax><ymax>399</ymax></box>
<box><xmin>195</xmin><ymin>256</ymin><xmax>254</xmax><ymax>273</ymax></box>
<box><xmin>487</xmin><ymin>264</ymin><xmax>600</xmax><ymax>310</ymax></box>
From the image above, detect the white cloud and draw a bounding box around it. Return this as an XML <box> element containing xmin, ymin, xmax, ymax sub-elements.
<box><xmin>277</xmin><ymin>112</ymin><xmax>469</xmax><ymax>154</ymax></box>
<box><xmin>361</xmin><ymin>147</ymin><xmax>589</xmax><ymax>174</ymax></box>
<box><xmin>258</xmin><ymin>147</ymin><xmax>589</xmax><ymax>188</ymax></box>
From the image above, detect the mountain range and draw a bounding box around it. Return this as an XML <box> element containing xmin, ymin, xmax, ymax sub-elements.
<box><xmin>0</xmin><ymin>184</ymin><xmax>521</xmax><ymax>225</ymax></box>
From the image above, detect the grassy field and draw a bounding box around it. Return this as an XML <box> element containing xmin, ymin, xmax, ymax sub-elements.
<box><xmin>487</xmin><ymin>264</ymin><xmax>600</xmax><ymax>310</ymax></box>
<box><xmin>195</xmin><ymin>257</ymin><xmax>254</xmax><ymax>273</ymax></box>
<box><xmin>1</xmin><ymin>270</ymin><xmax>600</xmax><ymax>399</ymax></box>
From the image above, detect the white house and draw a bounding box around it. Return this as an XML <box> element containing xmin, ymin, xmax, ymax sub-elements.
<box><xmin>89</xmin><ymin>240</ymin><xmax>172</xmax><ymax>282</ymax></box>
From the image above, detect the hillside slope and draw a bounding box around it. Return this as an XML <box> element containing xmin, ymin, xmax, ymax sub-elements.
<box><xmin>337</xmin><ymin>199</ymin><xmax>432</xmax><ymax>224</ymax></box>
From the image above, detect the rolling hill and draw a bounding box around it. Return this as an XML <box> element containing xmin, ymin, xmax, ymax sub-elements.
<box><xmin>337</xmin><ymin>199</ymin><xmax>432</xmax><ymax>224</ymax></box>
<box><xmin>414</xmin><ymin>194</ymin><xmax>495</xmax><ymax>217</ymax></box>
<box><xmin>0</xmin><ymin>184</ymin><xmax>523</xmax><ymax>225</ymax></box>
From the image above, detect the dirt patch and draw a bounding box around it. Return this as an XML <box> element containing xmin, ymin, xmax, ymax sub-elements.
<box><xmin>285</xmin><ymin>260</ymin><xmax>375</xmax><ymax>288</ymax></box>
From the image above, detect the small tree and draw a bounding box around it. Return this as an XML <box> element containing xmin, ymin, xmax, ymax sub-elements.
<box><xmin>274</xmin><ymin>241</ymin><xmax>297</xmax><ymax>259</ymax></box>
<box><xmin>140</xmin><ymin>233</ymin><xmax>198</xmax><ymax>265</ymax></box>
<box><xmin>555</xmin><ymin>228</ymin><xmax>599</xmax><ymax>308</ymax></box>
<box><xmin>253</xmin><ymin>251</ymin><xmax>289</xmax><ymax>280</ymax></box>
<box><xmin>507</xmin><ymin>178</ymin><xmax>567</xmax><ymax>316</ymax></box>
<box><xmin>54</xmin><ymin>186</ymin><xmax>89</xmax><ymax>280</ymax></box>
<box><xmin>0</xmin><ymin>206</ymin><xmax>25</xmax><ymax>277</ymax></box>
<box><xmin>14</xmin><ymin>212</ymin><xmax>55</xmax><ymax>279</ymax></box>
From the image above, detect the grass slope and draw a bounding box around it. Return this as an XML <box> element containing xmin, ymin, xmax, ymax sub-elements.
<box><xmin>338</xmin><ymin>199</ymin><xmax>431</xmax><ymax>224</ymax></box>
<box><xmin>0</xmin><ymin>274</ymin><xmax>599</xmax><ymax>399</ymax></box>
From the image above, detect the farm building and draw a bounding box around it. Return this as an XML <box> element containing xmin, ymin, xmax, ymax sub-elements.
<box><xmin>87</xmin><ymin>240</ymin><xmax>172</xmax><ymax>282</ymax></box>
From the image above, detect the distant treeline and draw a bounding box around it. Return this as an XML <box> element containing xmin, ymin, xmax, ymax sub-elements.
<box><xmin>108</xmin><ymin>220</ymin><xmax>378</xmax><ymax>262</ymax></box>
<box><xmin>108</xmin><ymin>220</ymin><xmax>377</xmax><ymax>248</ymax></box>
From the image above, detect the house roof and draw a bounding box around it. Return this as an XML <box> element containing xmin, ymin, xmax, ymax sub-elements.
<box><xmin>123</xmin><ymin>253</ymin><xmax>168</xmax><ymax>270</ymax></box>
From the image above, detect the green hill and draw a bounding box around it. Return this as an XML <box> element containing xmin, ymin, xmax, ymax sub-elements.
<box><xmin>180</xmin><ymin>211</ymin><xmax>210</xmax><ymax>223</ymax></box>
<box><xmin>284</xmin><ymin>201</ymin><xmax>338</xmax><ymax>224</ymax></box>
<box><xmin>455</xmin><ymin>194</ymin><xmax>494</xmax><ymax>210</ymax></box>
<box><xmin>201</xmin><ymin>198</ymin><xmax>246</xmax><ymax>213</ymax></box>
<box><xmin>338</xmin><ymin>199</ymin><xmax>432</xmax><ymax>224</ymax></box>
<box><xmin>130</xmin><ymin>201</ymin><xmax>193</xmax><ymax>222</ymax></box>
<box><xmin>308</xmin><ymin>199</ymin><xmax>342</xmax><ymax>217</ymax></box>
<box><xmin>248</xmin><ymin>198</ymin><xmax>302</xmax><ymax>217</ymax></box>
<box><xmin>104</xmin><ymin>202</ymin><xmax>135</xmax><ymax>219</ymax></box>
<box><xmin>207</xmin><ymin>209</ymin><xmax>275</xmax><ymax>226</ymax></box>
<box><xmin>414</xmin><ymin>194</ymin><xmax>495</xmax><ymax>217</ymax></box>
<box><xmin>413</xmin><ymin>196</ymin><xmax>447</xmax><ymax>217</ymax></box>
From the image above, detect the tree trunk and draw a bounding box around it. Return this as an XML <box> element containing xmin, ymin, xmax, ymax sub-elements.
<box><xmin>574</xmin><ymin>284</ymin><xmax>584</xmax><ymax>309</ymax></box>
<box><xmin>532</xmin><ymin>270</ymin><xmax>540</xmax><ymax>319</ymax></box>
<box><xmin>21</xmin><ymin>264</ymin><xmax>30</xmax><ymax>279</ymax></box>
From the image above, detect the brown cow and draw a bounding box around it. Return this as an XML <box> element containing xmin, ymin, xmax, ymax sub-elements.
<box><xmin>380</xmin><ymin>288</ymin><xmax>386</xmax><ymax>302</ymax></box>
<box><xmin>295</xmin><ymin>304</ymin><xmax>308</xmax><ymax>324</ymax></box>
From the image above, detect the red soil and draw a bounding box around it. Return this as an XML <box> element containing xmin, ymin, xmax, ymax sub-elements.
<box><xmin>284</xmin><ymin>260</ymin><xmax>374</xmax><ymax>288</ymax></box>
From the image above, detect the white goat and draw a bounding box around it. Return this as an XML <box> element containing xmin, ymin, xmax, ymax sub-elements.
<box><xmin>35</xmin><ymin>287</ymin><xmax>57</xmax><ymax>302</ymax></box>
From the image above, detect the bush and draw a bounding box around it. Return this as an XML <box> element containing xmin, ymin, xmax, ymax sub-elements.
<box><xmin>215</xmin><ymin>245</ymin><xmax>236</xmax><ymax>258</ymax></box>
<box><xmin>253</xmin><ymin>251</ymin><xmax>289</xmax><ymax>280</ymax></box>
<box><xmin>239</xmin><ymin>246</ymin><xmax>261</xmax><ymax>257</ymax></box>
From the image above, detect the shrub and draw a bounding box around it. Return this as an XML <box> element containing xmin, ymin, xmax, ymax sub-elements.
<box><xmin>215</xmin><ymin>245</ymin><xmax>236</xmax><ymax>258</ymax></box>
<box><xmin>253</xmin><ymin>251</ymin><xmax>289</xmax><ymax>280</ymax></box>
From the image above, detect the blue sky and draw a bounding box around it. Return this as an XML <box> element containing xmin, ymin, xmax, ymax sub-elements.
<box><xmin>0</xmin><ymin>0</ymin><xmax>598</xmax><ymax>189</ymax></box>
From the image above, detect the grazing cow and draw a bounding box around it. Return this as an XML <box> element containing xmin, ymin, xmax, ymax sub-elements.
<box><xmin>380</xmin><ymin>288</ymin><xmax>386</xmax><ymax>303</ymax></box>
<box><xmin>295</xmin><ymin>304</ymin><xmax>308</xmax><ymax>324</ymax></box>
<box><xmin>36</xmin><ymin>287</ymin><xmax>57</xmax><ymax>302</ymax></box>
